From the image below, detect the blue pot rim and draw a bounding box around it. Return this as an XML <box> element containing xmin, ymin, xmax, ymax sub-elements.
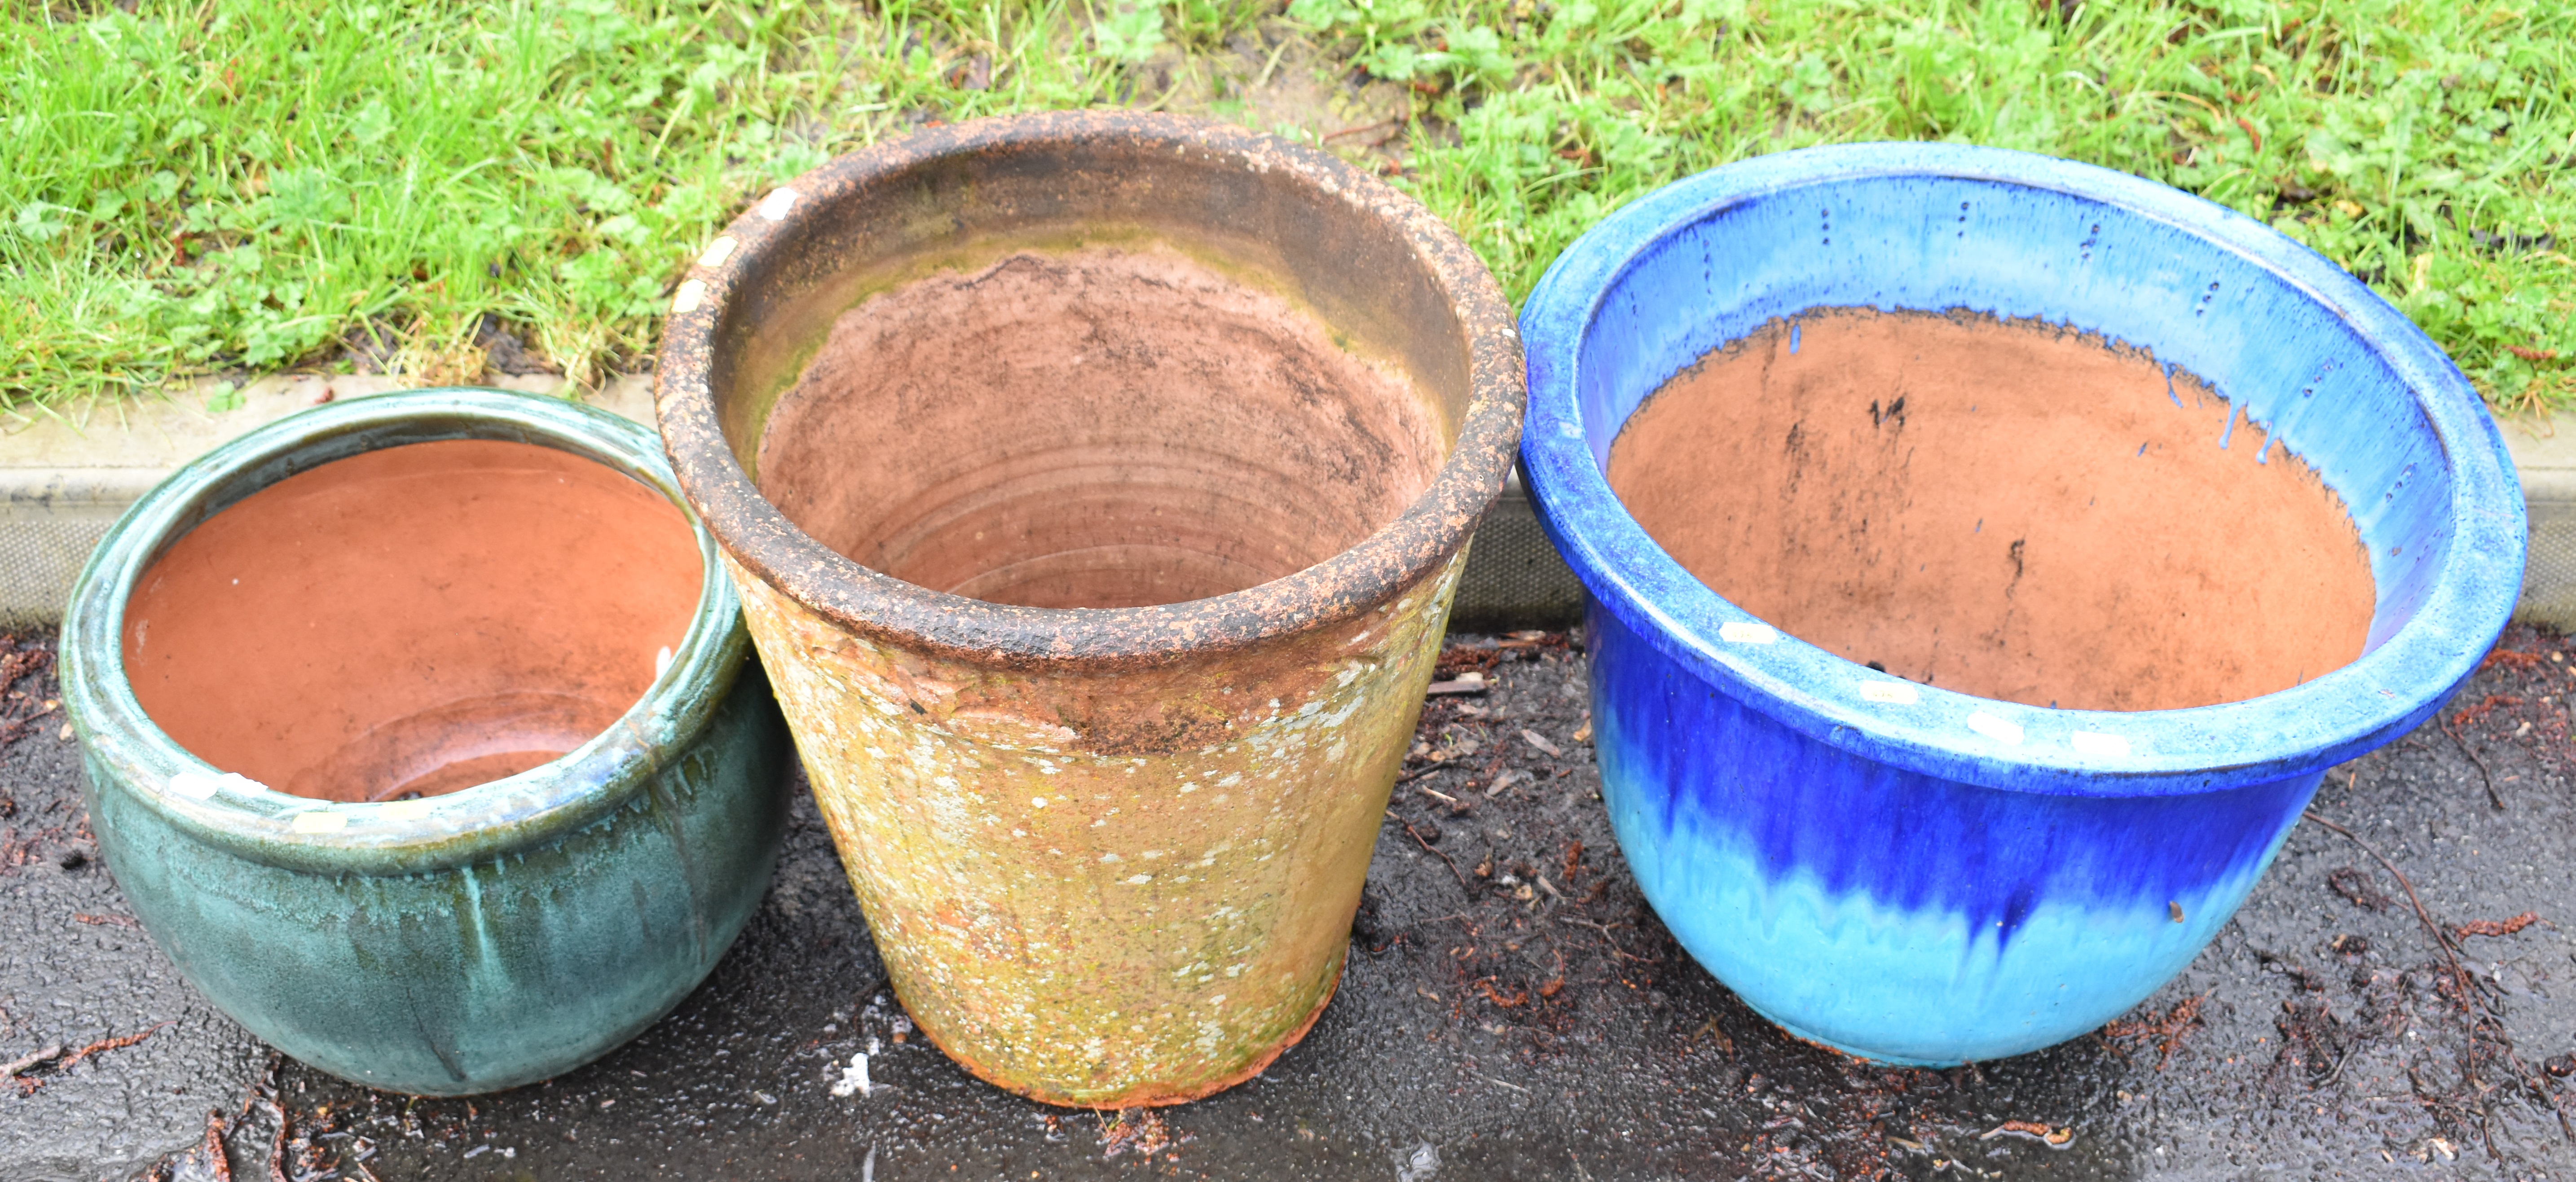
<box><xmin>1519</xmin><ymin>142</ymin><xmax>2526</xmax><ymax>797</ymax></box>
<box><xmin>60</xmin><ymin>388</ymin><xmax>752</xmax><ymax>875</ymax></box>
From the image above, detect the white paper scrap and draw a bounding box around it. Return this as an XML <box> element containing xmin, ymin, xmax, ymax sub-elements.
<box><xmin>1717</xmin><ymin>621</ymin><xmax>1779</xmax><ymax>645</ymax></box>
<box><xmin>832</xmin><ymin>1053</ymin><xmax>872</xmax><ymax>1098</ymax></box>
<box><xmin>1965</xmin><ymin>712</ymin><xmax>2025</xmax><ymax>745</ymax></box>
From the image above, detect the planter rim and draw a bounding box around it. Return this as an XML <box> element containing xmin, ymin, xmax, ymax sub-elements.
<box><xmin>1520</xmin><ymin>141</ymin><xmax>2527</xmax><ymax>798</ymax></box>
<box><xmin>59</xmin><ymin>387</ymin><xmax>750</xmax><ymax>876</ymax></box>
<box><xmin>653</xmin><ymin>109</ymin><xmax>1525</xmax><ymax>668</ymax></box>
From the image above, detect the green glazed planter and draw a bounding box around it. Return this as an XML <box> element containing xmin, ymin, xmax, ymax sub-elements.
<box><xmin>60</xmin><ymin>388</ymin><xmax>792</xmax><ymax>1096</ymax></box>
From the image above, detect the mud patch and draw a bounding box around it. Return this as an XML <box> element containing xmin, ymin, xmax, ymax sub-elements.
<box><xmin>123</xmin><ymin>439</ymin><xmax>699</xmax><ymax>802</ymax></box>
<box><xmin>756</xmin><ymin>244</ymin><xmax>1444</xmax><ymax>609</ymax></box>
<box><xmin>1606</xmin><ymin>307</ymin><xmax>2376</xmax><ymax>711</ymax></box>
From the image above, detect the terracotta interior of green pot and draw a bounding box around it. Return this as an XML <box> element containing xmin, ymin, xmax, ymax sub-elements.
<box><xmin>123</xmin><ymin>439</ymin><xmax>701</xmax><ymax>803</ymax></box>
<box><xmin>1606</xmin><ymin>307</ymin><xmax>2377</xmax><ymax>712</ymax></box>
<box><xmin>752</xmin><ymin>242</ymin><xmax>1447</xmax><ymax>609</ymax></box>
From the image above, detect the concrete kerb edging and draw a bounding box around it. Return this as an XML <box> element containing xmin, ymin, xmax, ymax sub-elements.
<box><xmin>5</xmin><ymin>375</ymin><xmax>2574</xmax><ymax>633</ymax></box>
<box><xmin>0</xmin><ymin>373</ymin><xmax>655</xmax><ymax>626</ymax></box>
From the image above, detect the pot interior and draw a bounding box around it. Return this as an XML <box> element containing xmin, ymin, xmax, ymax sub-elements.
<box><xmin>1564</xmin><ymin>170</ymin><xmax>2457</xmax><ymax>715</ymax></box>
<box><xmin>123</xmin><ymin>439</ymin><xmax>700</xmax><ymax>802</ymax></box>
<box><xmin>703</xmin><ymin>128</ymin><xmax>1472</xmax><ymax>612</ymax></box>
<box><xmin>1607</xmin><ymin>308</ymin><xmax>2374</xmax><ymax>712</ymax></box>
<box><xmin>753</xmin><ymin>243</ymin><xmax>1443</xmax><ymax>608</ymax></box>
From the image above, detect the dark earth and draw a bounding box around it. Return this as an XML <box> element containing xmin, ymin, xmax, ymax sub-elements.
<box><xmin>9</xmin><ymin>624</ymin><xmax>2576</xmax><ymax>1180</ymax></box>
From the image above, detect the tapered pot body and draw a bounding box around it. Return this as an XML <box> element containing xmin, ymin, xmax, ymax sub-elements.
<box><xmin>61</xmin><ymin>390</ymin><xmax>792</xmax><ymax>1095</ymax></box>
<box><xmin>656</xmin><ymin>111</ymin><xmax>1524</xmax><ymax>1107</ymax></box>
<box><xmin>1519</xmin><ymin>144</ymin><xmax>2525</xmax><ymax>1064</ymax></box>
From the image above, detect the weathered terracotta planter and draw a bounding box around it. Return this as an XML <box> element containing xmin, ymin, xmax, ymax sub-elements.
<box><xmin>61</xmin><ymin>389</ymin><xmax>792</xmax><ymax>1095</ymax></box>
<box><xmin>655</xmin><ymin>111</ymin><xmax>1523</xmax><ymax>1106</ymax></box>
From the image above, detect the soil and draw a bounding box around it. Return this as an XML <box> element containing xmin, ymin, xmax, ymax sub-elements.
<box><xmin>123</xmin><ymin>439</ymin><xmax>700</xmax><ymax>802</ymax></box>
<box><xmin>755</xmin><ymin>245</ymin><xmax>1445</xmax><ymax>609</ymax></box>
<box><xmin>1606</xmin><ymin>308</ymin><xmax>2376</xmax><ymax>711</ymax></box>
<box><xmin>10</xmin><ymin>625</ymin><xmax>2576</xmax><ymax>1179</ymax></box>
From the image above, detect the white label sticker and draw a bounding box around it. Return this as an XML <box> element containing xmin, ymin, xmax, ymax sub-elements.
<box><xmin>1718</xmin><ymin>621</ymin><xmax>1779</xmax><ymax>645</ymax></box>
<box><xmin>697</xmin><ymin>235</ymin><xmax>738</xmax><ymax>268</ymax></box>
<box><xmin>291</xmin><ymin>811</ymin><xmax>348</xmax><ymax>834</ymax></box>
<box><xmin>1859</xmin><ymin>681</ymin><xmax>1919</xmax><ymax>704</ymax></box>
<box><xmin>757</xmin><ymin>188</ymin><xmax>800</xmax><ymax>221</ymax></box>
<box><xmin>1966</xmin><ymin>712</ymin><xmax>2024</xmax><ymax>745</ymax></box>
<box><xmin>2070</xmin><ymin>730</ymin><xmax>2133</xmax><ymax>757</ymax></box>
<box><xmin>670</xmin><ymin>278</ymin><xmax>708</xmax><ymax>315</ymax></box>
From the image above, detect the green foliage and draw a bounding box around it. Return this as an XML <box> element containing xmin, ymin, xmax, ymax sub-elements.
<box><xmin>1094</xmin><ymin>4</ymin><xmax>1168</xmax><ymax>63</ymax></box>
<box><xmin>0</xmin><ymin>0</ymin><xmax>1139</xmax><ymax>406</ymax></box>
<box><xmin>3</xmin><ymin>0</ymin><xmax>2570</xmax><ymax>414</ymax></box>
<box><xmin>1308</xmin><ymin>0</ymin><xmax>2575</xmax><ymax>412</ymax></box>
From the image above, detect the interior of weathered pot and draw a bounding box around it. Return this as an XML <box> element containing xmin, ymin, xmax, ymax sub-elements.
<box><xmin>1576</xmin><ymin>174</ymin><xmax>2437</xmax><ymax>713</ymax></box>
<box><xmin>707</xmin><ymin>135</ymin><xmax>1464</xmax><ymax>610</ymax></box>
<box><xmin>123</xmin><ymin>439</ymin><xmax>701</xmax><ymax>802</ymax></box>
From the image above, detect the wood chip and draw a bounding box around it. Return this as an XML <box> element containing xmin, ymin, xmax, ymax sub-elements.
<box><xmin>1521</xmin><ymin>729</ymin><xmax>1562</xmax><ymax>757</ymax></box>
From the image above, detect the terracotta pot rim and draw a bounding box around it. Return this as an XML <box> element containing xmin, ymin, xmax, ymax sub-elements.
<box><xmin>1519</xmin><ymin>141</ymin><xmax>2526</xmax><ymax>798</ymax></box>
<box><xmin>58</xmin><ymin>388</ymin><xmax>752</xmax><ymax>876</ymax></box>
<box><xmin>653</xmin><ymin>110</ymin><xmax>1526</xmax><ymax>669</ymax></box>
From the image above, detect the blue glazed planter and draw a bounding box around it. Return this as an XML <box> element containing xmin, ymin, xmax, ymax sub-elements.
<box><xmin>1520</xmin><ymin>144</ymin><xmax>2526</xmax><ymax>1065</ymax></box>
<box><xmin>61</xmin><ymin>389</ymin><xmax>792</xmax><ymax>1095</ymax></box>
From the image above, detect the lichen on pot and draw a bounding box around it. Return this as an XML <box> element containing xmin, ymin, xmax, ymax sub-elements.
<box><xmin>61</xmin><ymin>389</ymin><xmax>792</xmax><ymax>1096</ymax></box>
<box><xmin>1520</xmin><ymin>144</ymin><xmax>2524</xmax><ymax>1067</ymax></box>
<box><xmin>656</xmin><ymin>111</ymin><xmax>1524</xmax><ymax>1107</ymax></box>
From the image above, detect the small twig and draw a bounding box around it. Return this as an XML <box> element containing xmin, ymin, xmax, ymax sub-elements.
<box><xmin>1403</xmin><ymin>822</ymin><xmax>1473</xmax><ymax>896</ymax></box>
<box><xmin>0</xmin><ymin>1043</ymin><xmax>62</xmax><ymax>1077</ymax></box>
<box><xmin>1323</xmin><ymin>117</ymin><xmax>1400</xmax><ymax>141</ymax></box>
<box><xmin>57</xmin><ymin>1021</ymin><xmax>172</xmax><ymax>1072</ymax></box>
<box><xmin>2444</xmin><ymin>716</ymin><xmax>2505</xmax><ymax>810</ymax></box>
<box><xmin>2311</xmin><ymin>1044</ymin><xmax>2355</xmax><ymax>1088</ymax></box>
<box><xmin>202</xmin><ymin>1110</ymin><xmax>234</xmax><ymax>1182</ymax></box>
<box><xmin>264</xmin><ymin>1094</ymin><xmax>289</xmax><ymax>1182</ymax></box>
<box><xmin>1977</xmin><ymin>1121</ymin><xmax>2074</xmax><ymax>1149</ymax></box>
<box><xmin>1396</xmin><ymin>760</ymin><xmax>1455</xmax><ymax>784</ymax></box>
<box><xmin>1558</xmin><ymin>915</ymin><xmax>1647</xmax><ymax>962</ymax></box>
<box><xmin>2303</xmin><ymin>810</ymin><xmax>2483</xmax><ymax>1006</ymax></box>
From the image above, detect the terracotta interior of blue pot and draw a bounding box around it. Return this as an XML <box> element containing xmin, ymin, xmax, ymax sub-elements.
<box><xmin>122</xmin><ymin>439</ymin><xmax>702</xmax><ymax>803</ymax></box>
<box><xmin>1573</xmin><ymin>174</ymin><xmax>2446</xmax><ymax>711</ymax></box>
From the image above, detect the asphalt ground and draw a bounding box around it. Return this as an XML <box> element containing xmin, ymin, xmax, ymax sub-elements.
<box><xmin>9</xmin><ymin>624</ymin><xmax>2576</xmax><ymax>1181</ymax></box>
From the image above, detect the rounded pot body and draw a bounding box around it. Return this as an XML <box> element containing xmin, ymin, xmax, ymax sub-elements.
<box><xmin>1519</xmin><ymin>144</ymin><xmax>2524</xmax><ymax>1065</ymax></box>
<box><xmin>656</xmin><ymin>111</ymin><xmax>1524</xmax><ymax>1106</ymax></box>
<box><xmin>61</xmin><ymin>389</ymin><xmax>792</xmax><ymax>1095</ymax></box>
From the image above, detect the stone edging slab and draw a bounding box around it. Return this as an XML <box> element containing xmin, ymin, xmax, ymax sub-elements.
<box><xmin>3</xmin><ymin>380</ymin><xmax>2567</xmax><ymax>633</ymax></box>
<box><xmin>0</xmin><ymin>375</ymin><xmax>652</xmax><ymax>626</ymax></box>
<box><xmin>2507</xmin><ymin>424</ymin><xmax>2576</xmax><ymax>629</ymax></box>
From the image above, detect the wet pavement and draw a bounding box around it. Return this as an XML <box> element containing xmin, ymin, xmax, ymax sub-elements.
<box><xmin>9</xmin><ymin>624</ymin><xmax>2576</xmax><ymax>1180</ymax></box>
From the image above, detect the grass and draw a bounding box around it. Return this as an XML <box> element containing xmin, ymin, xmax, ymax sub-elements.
<box><xmin>1</xmin><ymin>0</ymin><xmax>2569</xmax><ymax>415</ymax></box>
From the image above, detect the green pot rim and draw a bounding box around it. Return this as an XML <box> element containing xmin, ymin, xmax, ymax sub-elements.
<box><xmin>60</xmin><ymin>387</ymin><xmax>751</xmax><ymax>876</ymax></box>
